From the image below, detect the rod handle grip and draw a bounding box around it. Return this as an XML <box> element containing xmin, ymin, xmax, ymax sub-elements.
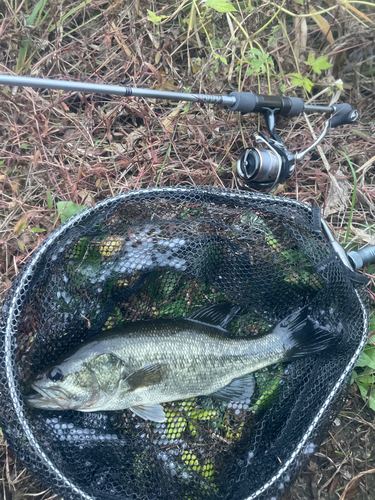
<box><xmin>227</xmin><ymin>92</ymin><xmax>304</xmax><ymax>116</ymax></box>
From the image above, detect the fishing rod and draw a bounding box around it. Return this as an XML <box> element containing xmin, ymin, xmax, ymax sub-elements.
<box><xmin>0</xmin><ymin>75</ymin><xmax>358</xmax><ymax>192</ymax></box>
<box><xmin>0</xmin><ymin>76</ymin><xmax>373</xmax><ymax>274</ymax></box>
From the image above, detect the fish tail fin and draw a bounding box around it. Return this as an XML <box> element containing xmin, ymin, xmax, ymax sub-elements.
<box><xmin>278</xmin><ymin>307</ymin><xmax>337</xmax><ymax>361</ymax></box>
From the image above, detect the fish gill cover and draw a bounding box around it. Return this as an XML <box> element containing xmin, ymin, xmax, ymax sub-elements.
<box><xmin>0</xmin><ymin>187</ymin><xmax>368</xmax><ymax>500</ymax></box>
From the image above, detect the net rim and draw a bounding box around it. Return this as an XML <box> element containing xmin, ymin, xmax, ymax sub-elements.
<box><xmin>2</xmin><ymin>186</ymin><xmax>369</xmax><ymax>500</ymax></box>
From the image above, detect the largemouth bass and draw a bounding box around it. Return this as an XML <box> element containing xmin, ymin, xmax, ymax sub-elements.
<box><xmin>26</xmin><ymin>303</ymin><xmax>334</xmax><ymax>422</ymax></box>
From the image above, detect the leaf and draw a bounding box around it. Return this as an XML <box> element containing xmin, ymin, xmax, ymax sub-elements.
<box><xmin>356</xmin><ymin>375</ymin><xmax>375</xmax><ymax>386</ymax></box>
<box><xmin>289</xmin><ymin>73</ymin><xmax>314</xmax><ymax>93</ymax></box>
<box><xmin>56</xmin><ymin>201</ymin><xmax>86</xmax><ymax>223</ymax></box>
<box><xmin>17</xmin><ymin>0</ymin><xmax>48</xmax><ymax>71</ymax></box>
<box><xmin>357</xmin><ymin>350</ymin><xmax>375</xmax><ymax>370</ymax></box>
<box><xmin>147</xmin><ymin>10</ymin><xmax>168</xmax><ymax>24</ymax></box>
<box><xmin>161</xmin><ymin>102</ymin><xmax>185</xmax><ymax>133</ymax></box>
<box><xmin>17</xmin><ymin>240</ymin><xmax>25</xmax><ymax>252</ymax></box>
<box><xmin>356</xmin><ymin>379</ymin><xmax>375</xmax><ymax>412</ymax></box>
<box><xmin>351</xmin><ymin>370</ymin><xmax>358</xmax><ymax>384</ymax></box>
<box><xmin>307</xmin><ymin>54</ymin><xmax>332</xmax><ymax>75</ymax></box>
<box><xmin>205</xmin><ymin>0</ymin><xmax>237</xmax><ymax>13</ymax></box>
<box><xmin>309</xmin><ymin>8</ymin><xmax>335</xmax><ymax>45</ymax></box>
<box><xmin>14</xmin><ymin>216</ymin><xmax>28</xmax><ymax>234</ymax></box>
<box><xmin>29</xmin><ymin>227</ymin><xmax>46</xmax><ymax>233</ymax></box>
<box><xmin>27</xmin><ymin>0</ymin><xmax>47</xmax><ymax>25</ymax></box>
<box><xmin>46</xmin><ymin>188</ymin><xmax>53</xmax><ymax>209</ymax></box>
<box><xmin>369</xmin><ymin>314</ymin><xmax>375</xmax><ymax>333</ymax></box>
<box><xmin>335</xmin><ymin>0</ymin><xmax>372</xmax><ymax>24</ymax></box>
<box><xmin>245</xmin><ymin>48</ymin><xmax>273</xmax><ymax>76</ymax></box>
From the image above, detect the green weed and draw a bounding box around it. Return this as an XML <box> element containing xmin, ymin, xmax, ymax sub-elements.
<box><xmin>353</xmin><ymin>316</ymin><xmax>375</xmax><ymax>411</ymax></box>
<box><xmin>56</xmin><ymin>201</ymin><xmax>86</xmax><ymax>223</ymax></box>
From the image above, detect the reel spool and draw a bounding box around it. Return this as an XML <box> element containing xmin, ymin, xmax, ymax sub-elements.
<box><xmin>236</xmin><ymin>105</ymin><xmax>358</xmax><ymax>192</ymax></box>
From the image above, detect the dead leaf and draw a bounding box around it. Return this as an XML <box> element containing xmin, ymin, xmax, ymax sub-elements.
<box><xmin>336</xmin><ymin>0</ymin><xmax>372</xmax><ymax>23</ymax></box>
<box><xmin>14</xmin><ymin>215</ymin><xmax>28</xmax><ymax>234</ymax></box>
<box><xmin>107</xmin><ymin>22</ymin><xmax>132</xmax><ymax>57</ymax></box>
<box><xmin>103</xmin><ymin>29</ymin><xmax>113</xmax><ymax>49</ymax></box>
<box><xmin>310</xmin><ymin>9</ymin><xmax>334</xmax><ymax>44</ymax></box>
<box><xmin>33</xmin><ymin>149</ymin><xmax>41</xmax><ymax>169</ymax></box>
<box><xmin>143</xmin><ymin>62</ymin><xmax>163</xmax><ymax>85</ymax></box>
<box><xmin>340</xmin><ymin>479</ymin><xmax>360</xmax><ymax>500</ymax></box>
<box><xmin>155</xmin><ymin>73</ymin><xmax>178</xmax><ymax>91</ymax></box>
<box><xmin>41</xmin><ymin>114</ymin><xmax>49</xmax><ymax>137</ymax></box>
<box><xmin>292</xmin><ymin>0</ymin><xmax>334</xmax><ymax>45</ymax></box>
<box><xmin>126</xmin><ymin>126</ymin><xmax>146</xmax><ymax>150</ymax></box>
<box><xmin>161</xmin><ymin>102</ymin><xmax>185</xmax><ymax>134</ymax></box>
<box><xmin>323</xmin><ymin>171</ymin><xmax>351</xmax><ymax>217</ymax></box>
<box><xmin>78</xmin><ymin>190</ymin><xmax>95</xmax><ymax>207</ymax></box>
<box><xmin>339</xmin><ymin>468</ymin><xmax>375</xmax><ymax>500</ymax></box>
<box><xmin>294</xmin><ymin>16</ymin><xmax>307</xmax><ymax>59</ymax></box>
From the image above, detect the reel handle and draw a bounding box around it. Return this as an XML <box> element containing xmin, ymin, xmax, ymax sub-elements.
<box><xmin>329</xmin><ymin>104</ymin><xmax>358</xmax><ymax>128</ymax></box>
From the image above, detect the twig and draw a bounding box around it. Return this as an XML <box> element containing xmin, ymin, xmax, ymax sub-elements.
<box><xmin>339</xmin><ymin>467</ymin><xmax>375</xmax><ymax>500</ymax></box>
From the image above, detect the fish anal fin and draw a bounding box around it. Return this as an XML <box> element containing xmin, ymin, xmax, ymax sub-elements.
<box><xmin>187</xmin><ymin>303</ymin><xmax>240</xmax><ymax>330</ymax></box>
<box><xmin>130</xmin><ymin>403</ymin><xmax>166</xmax><ymax>422</ymax></box>
<box><xmin>211</xmin><ymin>374</ymin><xmax>255</xmax><ymax>402</ymax></box>
<box><xmin>123</xmin><ymin>361</ymin><xmax>168</xmax><ymax>391</ymax></box>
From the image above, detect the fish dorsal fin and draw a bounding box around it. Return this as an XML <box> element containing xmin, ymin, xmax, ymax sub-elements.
<box><xmin>187</xmin><ymin>303</ymin><xmax>240</xmax><ymax>331</ymax></box>
<box><xmin>211</xmin><ymin>374</ymin><xmax>255</xmax><ymax>402</ymax></box>
<box><xmin>130</xmin><ymin>403</ymin><xmax>166</xmax><ymax>422</ymax></box>
<box><xmin>123</xmin><ymin>361</ymin><xmax>168</xmax><ymax>391</ymax></box>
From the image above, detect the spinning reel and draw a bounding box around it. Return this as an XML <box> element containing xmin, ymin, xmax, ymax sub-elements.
<box><xmin>0</xmin><ymin>75</ymin><xmax>358</xmax><ymax>194</ymax></box>
<box><xmin>235</xmin><ymin>101</ymin><xmax>358</xmax><ymax>192</ymax></box>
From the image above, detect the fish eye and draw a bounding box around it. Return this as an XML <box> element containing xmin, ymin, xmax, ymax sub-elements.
<box><xmin>47</xmin><ymin>368</ymin><xmax>64</xmax><ymax>382</ymax></box>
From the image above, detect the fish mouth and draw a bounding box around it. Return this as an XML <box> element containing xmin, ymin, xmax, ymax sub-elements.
<box><xmin>25</xmin><ymin>384</ymin><xmax>70</xmax><ymax>410</ymax></box>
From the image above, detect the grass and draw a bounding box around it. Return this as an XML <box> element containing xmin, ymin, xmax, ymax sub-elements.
<box><xmin>0</xmin><ymin>0</ymin><xmax>375</xmax><ymax>498</ymax></box>
<box><xmin>342</xmin><ymin>150</ymin><xmax>358</xmax><ymax>242</ymax></box>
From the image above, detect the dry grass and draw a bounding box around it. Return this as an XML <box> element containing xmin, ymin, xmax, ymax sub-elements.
<box><xmin>0</xmin><ymin>432</ymin><xmax>57</xmax><ymax>499</ymax></box>
<box><xmin>0</xmin><ymin>0</ymin><xmax>375</xmax><ymax>498</ymax></box>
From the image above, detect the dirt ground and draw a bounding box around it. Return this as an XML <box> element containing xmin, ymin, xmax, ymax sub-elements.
<box><xmin>286</xmin><ymin>388</ymin><xmax>375</xmax><ymax>500</ymax></box>
<box><xmin>0</xmin><ymin>0</ymin><xmax>374</xmax><ymax>499</ymax></box>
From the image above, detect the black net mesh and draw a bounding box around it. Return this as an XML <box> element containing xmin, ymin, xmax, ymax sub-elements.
<box><xmin>0</xmin><ymin>186</ymin><xmax>368</xmax><ymax>500</ymax></box>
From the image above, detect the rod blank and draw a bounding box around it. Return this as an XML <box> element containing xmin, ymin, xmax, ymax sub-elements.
<box><xmin>0</xmin><ymin>75</ymin><xmax>356</xmax><ymax>121</ymax></box>
<box><xmin>0</xmin><ymin>75</ymin><xmax>236</xmax><ymax>106</ymax></box>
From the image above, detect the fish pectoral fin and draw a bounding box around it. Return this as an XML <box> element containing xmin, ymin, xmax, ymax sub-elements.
<box><xmin>123</xmin><ymin>361</ymin><xmax>168</xmax><ymax>391</ymax></box>
<box><xmin>186</xmin><ymin>302</ymin><xmax>240</xmax><ymax>331</ymax></box>
<box><xmin>210</xmin><ymin>374</ymin><xmax>255</xmax><ymax>402</ymax></box>
<box><xmin>130</xmin><ymin>403</ymin><xmax>166</xmax><ymax>422</ymax></box>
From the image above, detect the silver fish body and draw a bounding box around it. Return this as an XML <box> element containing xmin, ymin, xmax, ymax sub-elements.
<box><xmin>26</xmin><ymin>304</ymin><xmax>334</xmax><ymax>422</ymax></box>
